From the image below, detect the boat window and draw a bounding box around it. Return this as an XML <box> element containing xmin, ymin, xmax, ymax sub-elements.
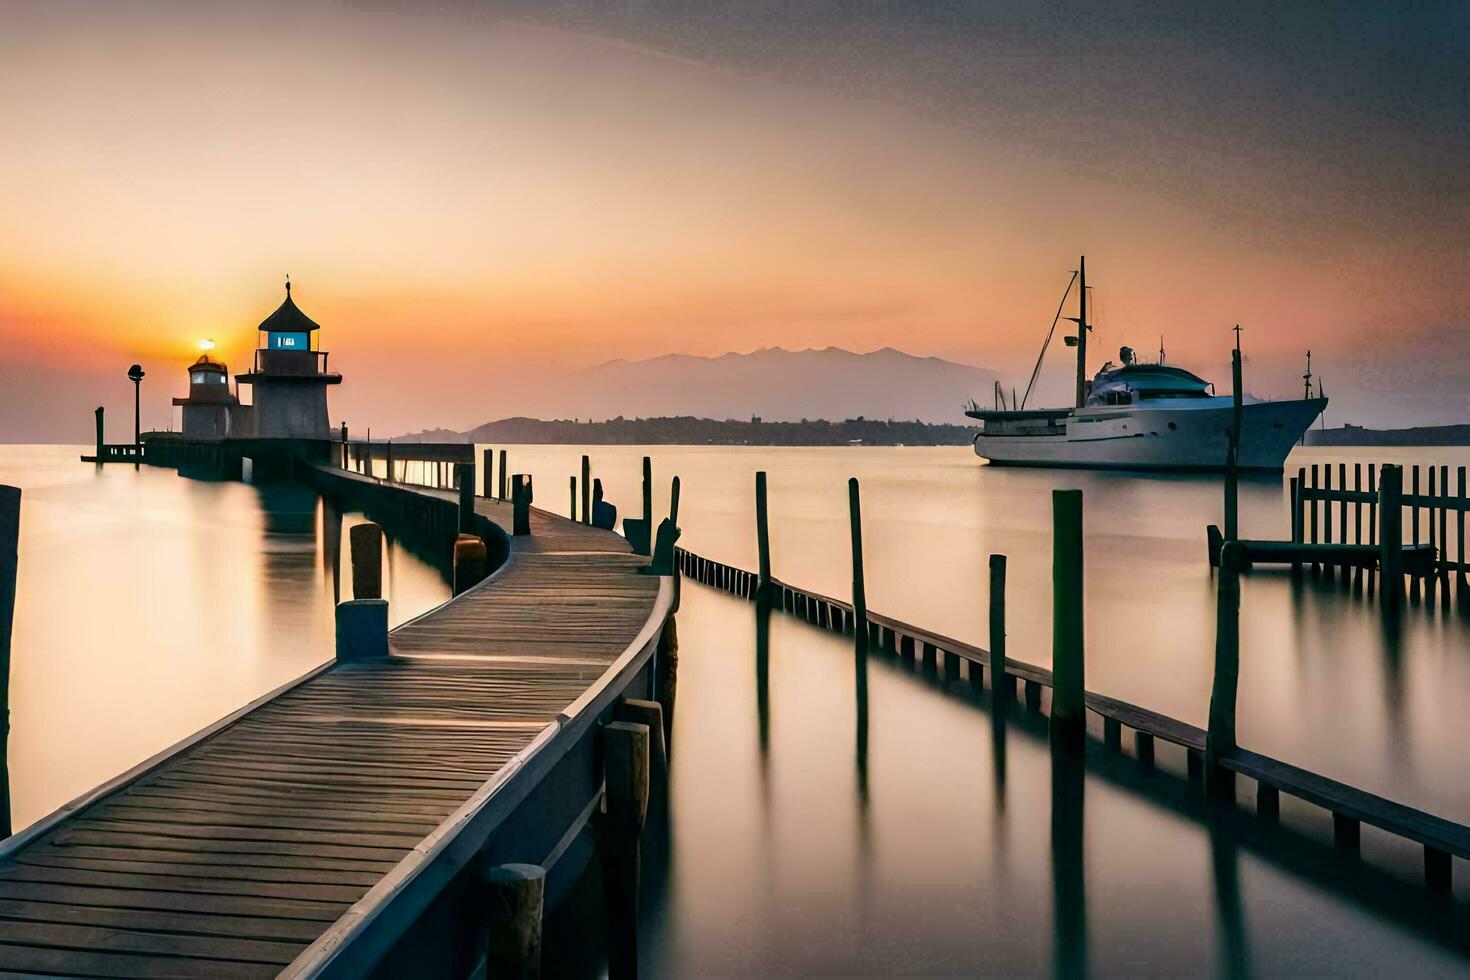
<box><xmin>1138</xmin><ymin>389</ymin><xmax>1210</xmax><ymax>399</ymax></box>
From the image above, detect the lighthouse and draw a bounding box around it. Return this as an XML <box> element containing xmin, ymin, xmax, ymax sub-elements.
<box><xmin>171</xmin><ymin>350</ymin><xmax>245</xmax><ymax>438</ymax></box>
<box><xmin>236</xmin><ymin>279</ymin><xmax>342</xmax><ymax>439</ymax></box>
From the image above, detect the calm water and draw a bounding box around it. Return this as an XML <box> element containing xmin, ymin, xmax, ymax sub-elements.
<box><xmin>3</xmin><ymin>443</ymin><xmax>1469</xmax><ymax>975</ymax></box>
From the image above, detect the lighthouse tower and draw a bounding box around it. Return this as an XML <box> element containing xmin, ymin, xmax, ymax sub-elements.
<box><xmin>236</xmin><ymin>279</ymin><xmax>342</xmax><ymax>439</ymax></box>
<box><xmin>171</xmin><ymin>351</ymin><xmax>243</xmax><ymax>438</ymax></box>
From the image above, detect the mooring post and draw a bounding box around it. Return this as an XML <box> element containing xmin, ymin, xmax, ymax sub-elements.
<box><xmin>453</xmin><ymin>533</ymin><xmax>487</xmax><ymax>596</ymax></box>
<box><xmin>458</xmin><ymin>463</ymin><xmax>475</xmax><ymax>532</ymax></box>
<box><xmin>581</xmin><ymin>455</ymin><xmax>591</xmax><ymax>525</ymax></box>
<box><xmin>0</xmin><ymin>486</ymin><xmax>19</xmax><ymax>838</ymax></box>
<box><xmin>655</xmin><ymin>617</ymin><xmax>678</xmax><ymax>754</ymax></box>
<box><xmin>600</xmin><ymin>720</ymin><xmax>650</xmax><ymax>980</ymax></box>
<box><xmin>349</xmin><ymin>522</ymin><xmax>384</xmax><ymax>600</ymax></box>
<box><xmin>755</xmin><ymin>471</ymin><xmax>772</xmax><ymax>602</ymax></box>
<box><xmin>335</xmin><ymin>599</ymin><xmax>388</xmax><ymax>660</ymax></box>
<box><xmin>1379</xmin><ymin>464</ymin><xmax>1404</xmax><ymax>611</ymax></box>
<box><xmin>990</xmin><ymin>554</ymin><xmax>1012</xmax><ymax>706</ymax></box>
<box><xmin>482</xmin><ymin>863</ymin><xmax>545</xmax><ymax>980</ymax></box>
<box><xmin>512</xmin><ymin>475</ymin><xmax>530</xmax><ymax>536</ymax></box>
<box><xmin>384</xmin><ymin>440</ymin><xmax>394</xmax><ymax>483</ymax></box>
<box><xmin>569</xmin><ymin>475</ymin><xmax>577</xmax><ymax>520</ymax></box>
<box><xmin>94</xmin><ymin>407</ymin><xmax>104</xmax><ymax>460</ymax></box>
<box><xmin>616</xmin><ymin>698</ymin><xmax>669</xmax><ymax>817</ymax></box>
<box><xmin>668</xmin><ymin>475</ymin><xmax>680</xmax><ymax>527</ymax></box>
<box><xmin>1225</xmin><ymin>346</ymin><xmax>1242</xmax><ymax>542</ymax></box>
<box><xmin>640</xmin><ymin>456</ymin><xmax>653</xmax><ymax>556</ymax></box>
<box><xmin>499</xmin><ymin>450</ymin><xmax>508</xmax><ymax>500</ymax></box>
<box><xmin>340</xmin><ymin>423</ymin><xmax>349</xmax><ymax>468</ymax></box>
<box><xmin>1458</xmin><ymin>466</ymin><xmax>1468</xmax><ymax>604</ymax></box>
<box><xmin>482</xmin><ymin>448</ymin><xmax>494</xmax><ymax>497</ymax></box>
<box><xmin>849</xmin><ymin>478</ymin><xmax>869</xmax><ymax>659</ymax></box>
<box><xmin>1206</xmin><ymin>542</ymin><xmax>1242</xmax><ymax>801</ymax></box>
<box><xmin>1051</xmin><ymin>490</ymin><xmax>1085</xmax><ymax>750</ymax></box>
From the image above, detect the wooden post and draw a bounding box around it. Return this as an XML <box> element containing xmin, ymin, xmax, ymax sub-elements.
<box><xmin>454</xmin><ymin>533</ymin><xmax>488</xmax><ymax>596</ymax></box>
<box><xmin>1289</xmin><ymin>476</ymin><xmax>1302</xmax><ymax>576</ymax></box>
<box><xmin>1224</xmin><ymin>347</ymin><xmax>1241</xmax><ymax>542</ymax></box>
<box><xmin>1440</xmin><ymin>464</ymin><xmax>1451</xmax><ymax>606</ymax></box>
<box><xmin>349</xmin><ymin>522</ymin><xmax>384</xmax><ymax>600</ymax></box>
<box><xmin>1051</xmin><ymin>490</ymin><xmax>1085</xmax><ymax>750</ymax></box>
<box><xmin>1353</xmin><ymin>463</ymin><xmax>1363</xmax><ymax>591</ymax></box>
<box><xmin>483</xmin><ymin>863</ymin><xmax>545</xmax><ymax>980</ymax></box>
<box><xmin>600</xmin><ymin>720</ymin><xmax>649</xmax><ymax>980</ymax></box>
<box><xmin>989</xmin><ymin>554</ymin><xmax>1012</xmax><ymax>705</ymax></box>
<box><xmin>1206</xmin><ymin>542</ymin><xmax>1241</xmax><ymax>800</ymax></box>
<box><xmin>458</xmin><ymin>463</ymin><xmax>475</xmax><ymax>532</ymax></box>
<box><xmin>498</xmin><ymin>450</ymin><xmax>508</xmax><ymax>500</ymax></box>
<box><xmin>755</xmin><ymin>471</ymin><xmax>772</xmax><ymax>601</ymax></box>
<box><xmin>512</xmin><ymin>475</ymin><xmax>530</xmax><ymax>536</ymax></box>
<box><xmin>1368</xmin><ymin>464</ymin><xmax>1378</xmax><ymax>595</ymax></box>
<box><xmin>1379</xmin><ymin>464</ymin><xmax>1403</xmax><ymax>611</ymax></box>
<box><xmin>1310</xmin><ymin>464</ymin><xmax>1319</xmax><ymax>576</ymax></box>
<box><xmin>849</xmin><ymin>478</ymin><xmax>869</xmax><ymax>659</ymax></box>
<box><xmin>1458</xmin><ymin>466</ymin><xmax>1468</xmax><ymax>604</ymax></box>
<box><xmin>482</xmin><ymin>448</ymin><xmax>494</xmax><ymax>497</ymax></box>
<box><xmin>94</xmin><ymin>407</ymin><xmax>104</xmax><ymax>460</ymax></box>
<box><xmin>640</xmin><ymin>456</ymin><xmax>653</xmax><ymax>557</ymax></box>
<box><xmin>615</xmin><ymin>698</ymin><xmax>668</xmax><ymax>816</ymax></box>
<box><xmin>581</xmin><ymin>455</ymin><xmax>591</xmax><ymax>525</ymax></box>
<box><xmin>383</xmin><ymin>441</ymin><xmax>394</xmax><ymax>483</ymax></box>
<box><xmin>0</xmin><ymin>486</ymin><xmax>17</xmax><ymax>838</ymax></box>
<box><xmin>668</xmin><ymin>475</ymin><xmax>680</xmax><ymax>527</ymax></box>
<box><xmin>569</xmin><ymin>475</ymin><xmax>577</xmax><ymax>520</ymax></box>
<box><xmin>1410</xmin><ymin>466</ymin><xmax>1422</xmax><ymax>603</ymax></box>
<box><xmin>1339</xmin><ymin>462</ymin><xmax>1349</xmax><ymax>586</ymax></box>
<box><xmin>340</xmin><ymin>423</ymin><xmax>349</xmax><ymax>468</ymax></box>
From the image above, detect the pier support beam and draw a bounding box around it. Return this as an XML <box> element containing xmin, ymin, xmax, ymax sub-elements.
<box><xmin>349</xmin><ymin>522</ymin><xmax>383</xmax><ymax>600</ymax></box>
<box><xmin>1050</xmin><ymin>490</ymin><xmax>1085</xmax><ymax>751</ymax></box>
<box><xmin>483</xmin><ymin>863</ymin><xmax>545</xmax><ymax>980</ymax></box>
<box><xmin>581</xmin><ymin>455</ymin><xmax>591</xmax><ymax>525</ymax></box>
<box><xmin>1379</xmin><ymin>464</ymin><xmax>1404</xmax><ymax>612</ymax></box>
<box><xmin>600</xmin><ymin>720</ymin><xmax>650</xmax><ymax>980</ymax></box>
<box><xmin>336</xmin><ymin>599</ymin><xmax>388</xmax><ymax>660</ymax></box>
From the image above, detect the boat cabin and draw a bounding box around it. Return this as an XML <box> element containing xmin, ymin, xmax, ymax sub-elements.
<box><xmin>1086</xmin><ymin>364</ymin><xmax>1213</xmax><ymax>407</ymax></box>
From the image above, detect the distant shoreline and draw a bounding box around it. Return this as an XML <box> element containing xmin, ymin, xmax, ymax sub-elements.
<box><xmin>1305</xmin><ymin>424</ymin><xmax>1470</xmax><ymax>447</ymax></box>
<box><xmin>398</xmin><ymin>416</ymin><xmax>977</xmax><ymax>447</ymax></box>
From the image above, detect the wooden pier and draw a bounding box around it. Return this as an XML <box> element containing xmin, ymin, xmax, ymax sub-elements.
<box><xmin>676</xmin><ymin>470</ymin><xmax>1470</xmax><ymax>897</ymax></box>
<box><xmin>0</xmin><ymin>466</ymin><xmax>671</xmax><ymax>977</ymax></box>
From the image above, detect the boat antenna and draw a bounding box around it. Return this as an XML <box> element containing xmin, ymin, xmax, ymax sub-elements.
<box><xmin>1302</xmin><ymin>349</ymin><xmax>1313</xmax><ymax>399</ymax></box>
<box><xmin>1019</xmin><ymin>269</ymin><xmax>1079</xmax><ymax>409</ymax></box>
<box><xmin>1064</xmin><ymin>255</ymin><xmax>1091</xmax><ymax>408</ymax></box>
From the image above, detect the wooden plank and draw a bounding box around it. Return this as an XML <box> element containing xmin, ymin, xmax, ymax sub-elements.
<box><xmin>0</xmin><ymin>915</ymin><xmax>298</xmax><ymax>964</ymax></box>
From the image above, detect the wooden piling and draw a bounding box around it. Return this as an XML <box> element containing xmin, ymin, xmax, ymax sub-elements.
<box><xmin>600</xmin><ymin>720</ymin><xmax>650</xmax><ymax>980</ymax></box>
<box><xmin>1051</xmin><ymin>490</ymin><xmax>1085</xmax><ymax>749</ymax></box>
<box><xmin>0</xmin><ymin>486</ymin><xmax>18</xmax><ymax>838</ymax></box>
<box><xmin>849</xmin><ymin>478</ymin><xmax>869</xmax><ymax>660</ymax></box>
<box><xmin>458</xmin><ymin>463</ymin><xmax>475</xmax><ymax>532</ymax></box>
<box><xmin>94</xmin><ymin>407</ymin><xmax>104</xmax><ymax>461</ymax></box>
<box><xmin>1440</xmin><ymin>465</ymin><xmax>1451</xmax><ymax>607</ymax></box>
<box><xmin>483</xmin><ymin>863</ymin><xmax>545</xmax><ymax>980</ymax></box>
<box><xmin>349</xmin><ymin>522</ymin><xmax>384</xmax><ymax>600</ymax></box>
<box><xmin>615</xmin><ymin>698</ymin><xmax>668</xmax><ymax>815</ymax></box>
<box><xmin>384</xmin><ymin>441</ymin><xmax>394</xmax><ymax>483</ymax></box>
<box><xmin>1310</xmin><ymin>464</ymin><xmax>1320</xmax><ymax>576</ymax></box>
<box><xmin>581</xmin><ymin>455</ymin><xmax>591</xmax><ymax>525</ymax></box>
<box><xmin>1206</xmin><ymin>542</ymin><xmax>1242</xmax><ymax>800</ymax></box>
<box><xmin>569</xmin><ymin>475</ymin><xmax>577</xmax><ymax>521</ymax></box>
<box><xmin>1459</xmin><ymin>467</ymin><xmax>1468</xmax><ymax>604</ymax></box>
<box><xmin>512</xmin><ymin>475</ymin><xmax>530</xmax><ymax>536</ymax></box>
<box><xmin>755</xmin><ymin>471</ymin><xmax>772</xmax><ymax>601</ymax></box>
<box><xmin>483</xmin><ymin>449</ymin><xmax>494</xmax><ymax>498</ymax></box>
<box><xmin>453</xmin><ymin>533</ymin><xmax>487</xmax><ymax>596</ymax></box>
<box><xmin>989</xmin><ymin>554</ymin><xmax>1012</xmax><ymax>704</ymax></box>
<box><xmin>498</xmin><ymin>450</ymin><xmax>508</xmax><ymax>500</ymax></box>
<box><xmin>340</xmin><ymin>423</ymin><xmax>348</xmax><ymax>468</ymax></box>
<box><xmin>1224</xmin><ymin>346</ymin><xmax>1241</xmax><ymax>542</ymax></box>
<box><xmin>640</xmin><ymin>456</ymin><xmax>653</xmax><ymax>557</ymax></box>
<box><xmin>1379</xmin><ymin>464</ymin><xmax>1404</xmax><ymax>611</ymax></box>
<box><xmin>655</xmin><ymin>617</ymin><xmax>678</xmax><ymax>754</ymax></box>
<box><xmin>1289</xmin><ymin>475</ymin><xmax>1303</xmax><ymax>576</ymax></box>
<box><xmin>668</xmin><ymin>475</ymin><xmax>680</xmax><ymax>527</ymax></box>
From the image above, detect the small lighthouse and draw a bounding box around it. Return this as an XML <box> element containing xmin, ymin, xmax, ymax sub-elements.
<box><xmin>236</xmin><ymin>278</ymin><xmax>342</xmax><ymax>439</ymax></box>
<box><xmin>171</xmin><ymin>347</ymin><xmax>243</xmax><ymax>438</ymax></box>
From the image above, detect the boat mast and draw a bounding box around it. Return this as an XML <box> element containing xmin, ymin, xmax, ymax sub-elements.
<box><xmin>1073</xmin><ymin>255</ymin><xmax>1089</xmax><ymax>408</ymax></box>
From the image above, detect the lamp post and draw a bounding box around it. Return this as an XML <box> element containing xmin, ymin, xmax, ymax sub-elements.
<box><xmin>127</xmin><ymin>364</ymin><xmax>145</xmax><ymax>448</ymax></box>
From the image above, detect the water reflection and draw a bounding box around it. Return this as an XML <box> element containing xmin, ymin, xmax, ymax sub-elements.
<box><xmin>636</xmin><ymin>582</ymin><xmax>1470</xmax><ymax>976</ymax></box>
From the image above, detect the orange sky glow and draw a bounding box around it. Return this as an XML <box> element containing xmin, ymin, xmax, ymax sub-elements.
<box><xmin>1</xmin><ymin>1</ymin><xmax>1465</xmax><ymax>438</ymax></box>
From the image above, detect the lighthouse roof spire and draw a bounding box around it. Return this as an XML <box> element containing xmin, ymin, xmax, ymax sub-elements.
<box><xmin>257</xmin><ymin>276</ymin><xmax>320</xmax><ymax>334</ymax></box>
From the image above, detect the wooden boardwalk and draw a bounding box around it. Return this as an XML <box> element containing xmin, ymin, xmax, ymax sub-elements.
<box><xmin>0</xmin><ymin>493</ymin><xmax>663</xmax><ymax>977</ymax></box>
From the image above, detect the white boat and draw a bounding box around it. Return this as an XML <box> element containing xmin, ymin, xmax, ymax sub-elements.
<box><xmin>968</xmin><ymin>257</ymin><xmax>1326</xmax><ymax>472</ymax></box>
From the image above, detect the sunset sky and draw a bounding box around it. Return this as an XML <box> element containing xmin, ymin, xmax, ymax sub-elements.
<box><xmin>1</xmin><ymin>1</ymin><xmax>1466</xmax><ymax>439</ymax></box>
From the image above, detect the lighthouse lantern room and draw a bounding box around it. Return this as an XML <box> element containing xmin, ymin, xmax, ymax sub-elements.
<box><xmin>235</xmin><ymin>279</ymin><xmax>342</xmax><ymax>439</ymax></box>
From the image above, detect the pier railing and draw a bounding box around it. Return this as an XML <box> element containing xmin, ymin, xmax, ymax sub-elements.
<box><xmin>1292</xmin><ymin>462</ymin><xmax>1468</xmax><ymax>606</ymax></box>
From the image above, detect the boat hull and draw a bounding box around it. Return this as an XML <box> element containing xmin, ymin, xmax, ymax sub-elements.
<box><xmin>973</xmin><ymin>398</ymin><xmax>1326</xmax><ymax>472</ymax></box>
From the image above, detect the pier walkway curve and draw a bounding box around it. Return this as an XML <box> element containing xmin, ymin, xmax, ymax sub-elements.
<box><xmin>0</xmin><ymin>468</ymin><xmax>670</xmax><ymax>977</ymax></box>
